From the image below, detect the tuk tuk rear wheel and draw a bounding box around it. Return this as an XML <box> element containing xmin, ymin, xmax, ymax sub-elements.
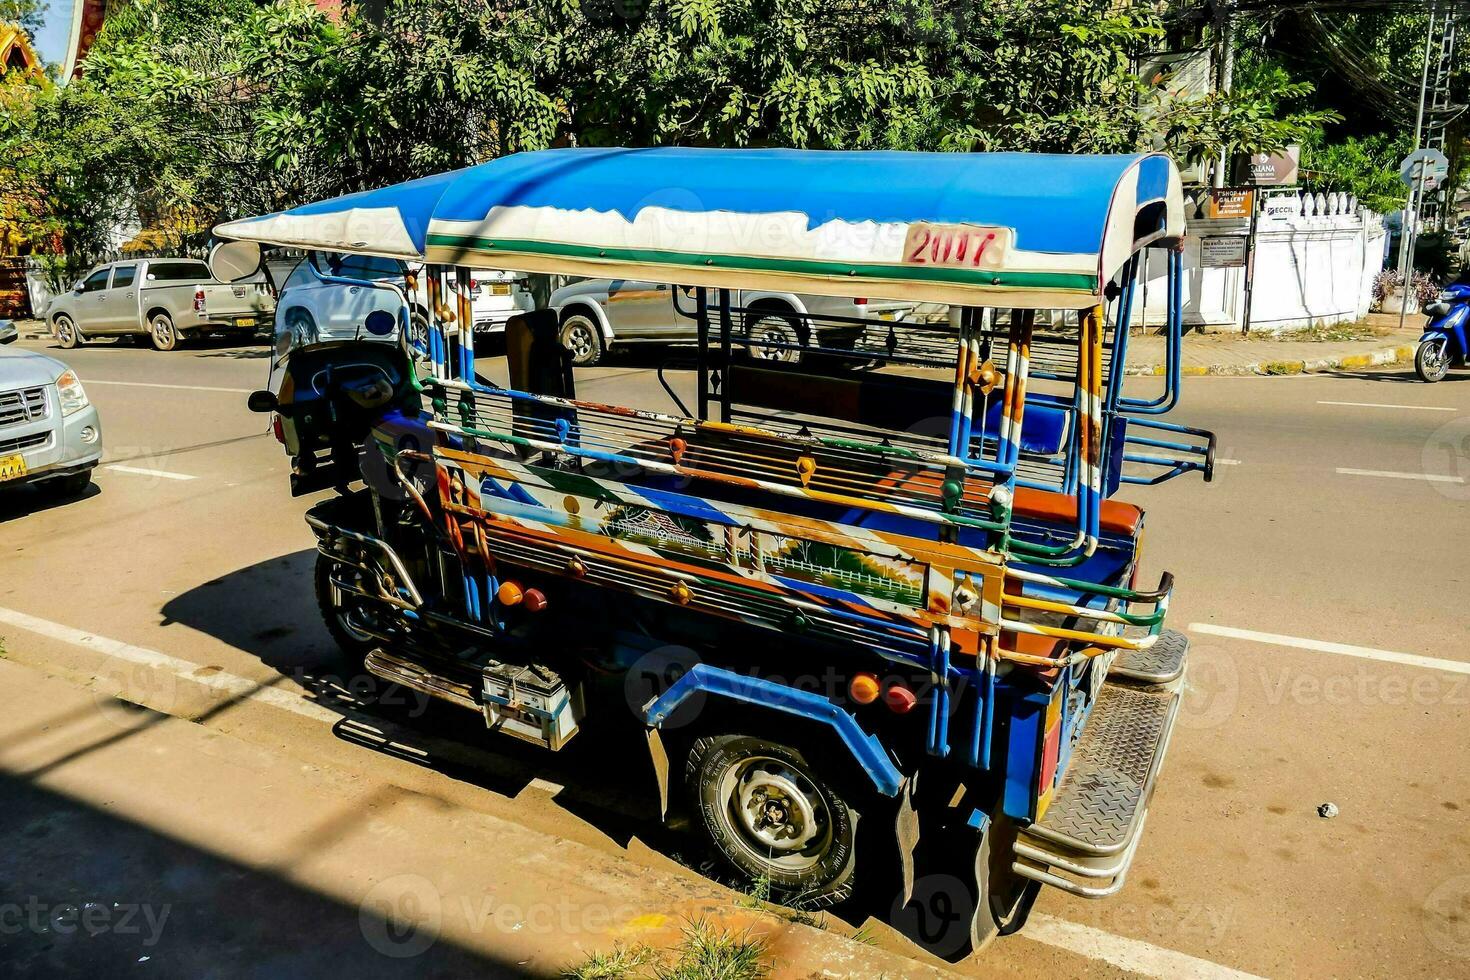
<box><xmin>687</xmin><ymin>733</ymin><xmax>858</xmax><ymax>908</ymax></box>
<box><xmin>1415</xmin><ymin>339</ymin><xmax>1449</xmax><ymax>382</ymax></box>
<box><xmin>314</xmin><ymin>553</ymin><xmax>379</xmax><ymax>664</ymax></box>
<box><xmin>970</xmin><ymin>813</ymin><xmax>1041</xmax><ymax>952</ymax></box>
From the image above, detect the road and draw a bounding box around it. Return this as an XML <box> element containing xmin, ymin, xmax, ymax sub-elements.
<box><xmin>1</xmin><ymin>334</ymin><xmax>1467</xmax><ymax>977</ymax></box>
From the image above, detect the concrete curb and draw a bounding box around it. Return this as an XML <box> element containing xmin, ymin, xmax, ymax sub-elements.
<box><xmin>1126</xmin><ymin>343</ymin><xmax>1416</xmax><ymax>377</ymax></box>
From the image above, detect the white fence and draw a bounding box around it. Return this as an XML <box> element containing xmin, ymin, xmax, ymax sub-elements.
<box><xmin>1131</xmin><ymin>191</ymin><xmax>1387</xmax><ymax>333</ymax></box>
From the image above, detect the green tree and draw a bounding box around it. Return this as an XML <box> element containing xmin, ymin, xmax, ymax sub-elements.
<box><xmin>0</xmin><ymin>0</ymin><xmax>48</xmax><ymax>36</ymax></box>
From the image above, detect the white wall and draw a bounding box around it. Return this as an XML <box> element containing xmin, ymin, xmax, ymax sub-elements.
<box><xmin>1132</xmin><ymin>193</ymin><xmax>1387</xmax><ymax>332</ymax></box>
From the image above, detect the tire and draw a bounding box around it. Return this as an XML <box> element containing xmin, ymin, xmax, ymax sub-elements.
<box><xmin>149</xmin><ymin>312</ymin><xmax>181</xmax><ymax>352</ymax></box>
<box><xmin>559</xmin><ymin>310</ymin><xmax>604</xmax><ymax>366</ymax></box>
<box><xmin>48</xmin><ymin>471</ymin><xmax>92</xmax><ymax>498</ymax></box>
<box><xmin>744</xmin><ymin>311</ymin><xmax>804</xmax><ymax>364</ymax></box>
<box><xmin>687</xmin><ymin>733</ymin><xmax>858</xmax><ymax>908</ymax></box>
<box><xmin>968</xmin><ymin>813</ymin><xmax>1041</xmax><ymax>952</ymax></box>
<box><xmin>1415</xmin><ymin>339</ymin><xmax>1449</xmax><ymax>382</ymax></box>
<box><xmin>53</xmin><ymin>314</ymin><xmax>82</xmax><ymax>350</ymax></box>
<box><xmin>314</xmin><ymin>552</ymin><xmax>380</xmax><ymax>664</ymax></box>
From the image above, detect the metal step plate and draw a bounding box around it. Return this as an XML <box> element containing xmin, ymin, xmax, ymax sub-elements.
<box><xmin>1110</xmin><ymin>628</ymin><xmax>1188</xmax><ymax>686</ymax></box>
<box><xmin>1021</xmin><ymin>681</ymin><xmax>1180</xmax><ymax>857</ymax></box>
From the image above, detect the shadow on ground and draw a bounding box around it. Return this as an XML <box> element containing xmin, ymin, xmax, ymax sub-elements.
<box><xmin>0</xmin><ymin>481</ymin><xmax>101</xmax><ymax>526</ymax></box>
<box><xmin>158</xmin><ymin>550</ymin><xmax>685</xmax><ymax>858</ymax></box>
<box><xmin>0</xmin><ymin>770</ymin><xmax>534</xmax><ymax>977</ymax></box>
<box><xmin>1326</xmin><ymin>368</ymin><xmax>1470</xmax><ymax>384</ymax></box>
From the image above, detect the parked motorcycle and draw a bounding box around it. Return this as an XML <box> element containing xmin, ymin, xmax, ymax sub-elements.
<box><xmin>1416</xmin><ymin>283</ymin><xmax>1470</xmax><ymax>382</ymax></box>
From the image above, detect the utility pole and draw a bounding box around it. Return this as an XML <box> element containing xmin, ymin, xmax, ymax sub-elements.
<box><xmin>1396</xmin><ymin>1</ymin><xmax>1436</xmax><ymax>283</ymax></box>
<box><xmin>1213</xmin><ymin>2</ymin><xmax>1235</xmax><ymax>189</ymax></box>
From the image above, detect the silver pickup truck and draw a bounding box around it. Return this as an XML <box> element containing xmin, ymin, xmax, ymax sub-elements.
<box><xmin>46</xmin><ymin>258</ymin><xmax>275</xmax><ymax>351</ymax></box>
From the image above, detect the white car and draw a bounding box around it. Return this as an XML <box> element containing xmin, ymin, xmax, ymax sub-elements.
<box><xmin>273</xmin><ymin>255</ymin><xmax>532</xmax><ymax>345</ymax></box>
<box><xmin>548</xmin><ymin>278</ymin><xmax>914</xmax><ymax>366</ymax></box>
<box><xmin>0</xmin><ymin>325</ymin><xmax>102</xmax><ymax>498</ymax></box>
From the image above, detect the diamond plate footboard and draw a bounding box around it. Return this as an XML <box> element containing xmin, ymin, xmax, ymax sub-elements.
<box><xmin>1012</xmin><ymin>676</ymin><xmax>1182</xmax><ymax>898</ymax></box>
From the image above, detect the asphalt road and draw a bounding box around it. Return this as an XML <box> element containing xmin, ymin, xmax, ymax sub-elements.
<box><xmin>1</xmin><ymin>334</ymin><xmax>1467</xmax><ymax>978</ymax></box>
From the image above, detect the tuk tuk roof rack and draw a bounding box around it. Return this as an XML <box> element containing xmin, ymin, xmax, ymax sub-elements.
<box><xmin>214</xmin><ymin>147</ymin><xmax>1184</xmax><ymax>309</ymax></box>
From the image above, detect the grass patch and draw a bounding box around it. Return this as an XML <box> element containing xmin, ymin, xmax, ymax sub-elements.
<box><xmin>1244</xmin><ymin>318</ymin><xmax>1390</xmax><ymax>343</ymax></box>
<box><xmin>562</xmin><ymin>943</ymin><xmax>658</xmax><ymax>980</ymax></box>
<box><xmin>562</xmin><ymin>920</ymin><xmax>770</xmax><ymax>980</ymax></box>
<box><xmin>656</xmin><ymin>918</ymin><xmax>769</xmax><ymax>980</ymax></box>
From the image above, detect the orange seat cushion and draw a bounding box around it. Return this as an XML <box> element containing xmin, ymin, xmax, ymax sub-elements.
<box><xmin>1011</xmin><ymin>486</ymin><xmax>1142</xmax><ymax>537</ymax></box>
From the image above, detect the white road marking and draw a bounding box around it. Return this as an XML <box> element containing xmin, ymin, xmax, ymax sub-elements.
<box><xmin>1025</xmin><ymin>914</ymin><xmax>1267</xmax><ymax>980</ymax></box>
<box><xmin>1189</xmin><ymin>623</ymin><xmax>1470</xmax><ymax>676</ymax></box>
<box><xmin>1318</xmin><ymin>400</ymin><xmax>1455</xmax><ymax>412</ymax></box>
<box><xmin>105</xmin><ymin>464</ymin><xmax>198</xmax><ymax>481</ymax></box>
<box><xmin>1215</xmin><ymin>458</ymin><xmax>1242</xmax><ymax>466</ymax></box>
<box><xmin>0</xmin><ymin>605</ymin><xmax>1264</xmax><ymax>979</ymax></box>
<box><xmin>84</xmin><ymin>379</ymin><xmax>253</xmax><ymax>394</ymax></box>
<box><xmin>0</xmin><ymin>606</ymin><xmax>338</xmax><ymax>723</ymax></box>
<box><xmin>1335</xmin><ymin>467</ymin><xmax>1465</xmax><ymax>484</ymax></box>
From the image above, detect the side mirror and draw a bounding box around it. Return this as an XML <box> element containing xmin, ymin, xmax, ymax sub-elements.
<box><xmin>247</xmin><ymin>390</ymin><xmax>278</xmax><ymax>414</ymax></box>
<box><xmin>0</xmin><ymin>322</ymin><xmax>16</xmax><ymax>345</ymax></box>
<box><xmin>209</xmin><ymin>240</ymin><xmax>263</xmax><ymax>283</ymax></box>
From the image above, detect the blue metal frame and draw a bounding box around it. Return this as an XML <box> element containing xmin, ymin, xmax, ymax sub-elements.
<box><xmin>643</xmin><ymin>662</ymin><xmax>905</xmax><ymax>797</ymax></box>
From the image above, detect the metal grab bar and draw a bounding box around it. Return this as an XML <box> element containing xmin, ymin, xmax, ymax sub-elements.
<box><xmin>1119</xmin><ymin>416</ymin><xmax>1216</xmax><ymax>486</ymax></box>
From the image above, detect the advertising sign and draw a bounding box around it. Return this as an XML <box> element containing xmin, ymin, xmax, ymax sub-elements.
<box><xmin>1206</xmin><ymin>188</ymin><xmax>1255</xmax><ymax>220</ymax></box>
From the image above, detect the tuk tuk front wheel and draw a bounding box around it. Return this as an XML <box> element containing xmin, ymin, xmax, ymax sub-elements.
<box><xmin>687</xmin><ymin>733</ymin><xmax>858</xmax><ymax>908</ymax></box>
<box><xmin>314</xmin><ymin>553</ymin><xmax>380</xmax><ymax>665</ymax></box>
<box><xmin>1415</xmin><ymin>339</ymin><xmax>1449</xmax><ymax>382</ymax></box>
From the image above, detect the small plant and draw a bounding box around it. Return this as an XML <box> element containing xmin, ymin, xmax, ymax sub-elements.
<box><xmin>655</xmin><ymin>918</ymin><xmax>769</xmax><ymax>980</ymax></box>
<box><xmin>1373</xmin><ymin>268</ymin><xmax>1439</xmax><ymax>311</ymax></box>
<box><xmin>561</xmin><ymin>943</ymin><xmax>658</xmax><ymax>980</ymax></box>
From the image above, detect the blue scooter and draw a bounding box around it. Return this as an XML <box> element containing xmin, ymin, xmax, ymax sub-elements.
<box><xmin>1417</xmin><ymin>283</ymin><xmax>1470</xmax><ymax>382</ymax></box>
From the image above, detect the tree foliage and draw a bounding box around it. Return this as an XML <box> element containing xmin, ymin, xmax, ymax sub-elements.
<box><xmin>0</xmin><ymin>0</ymin><xmax>1347</xmax><ymax>273</ymax></box>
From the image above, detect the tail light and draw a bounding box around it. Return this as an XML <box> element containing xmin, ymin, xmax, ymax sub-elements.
<box><xmin>194</xmin><ymin>287</ymin><xmax>206</xmax><ymax>313</ymax></box>
<box><xmin>469</xmin><ymin>278</ymin><xmax>479</xmax><ymax>291</ymax></box>
<box><xmin>854</xmin><ymin>297</ymin><xmax>868</xmax><ymax>306</ymax></box>
<box><xmin>271</xmin><ymin>415</ymin><xmax>285</xmax><ymax>445</ymax></box>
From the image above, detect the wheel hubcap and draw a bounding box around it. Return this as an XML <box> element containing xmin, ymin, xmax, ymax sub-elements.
<box><xmin>722</xmin><ymin>757</ymin><xmax>831</xmax><ymax>870</ymax></box>
<box><xmin>567</xmin><ymin>324</ymin><xmax>593</xmax><ymax>359</ymax></box>
<box><xmin>58</xmin><ymin>320</ymin><xmax>73</xmax><ymax>343</ymax></box>
<box><xmin>154</xmin><ymin>320</ymin><xmax>171</xmax><ymax>345</ymax></box>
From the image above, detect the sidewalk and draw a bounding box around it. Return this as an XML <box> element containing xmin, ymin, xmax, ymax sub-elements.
<box><xmin>1123</xmin><ymin>315</ymin><xmax>1422</xmax><ymax>377</ymax></box>
<box><xmin>0</xmin><ymin>657</ymin><xmax>961</xmax><ymax>979</ymax></box>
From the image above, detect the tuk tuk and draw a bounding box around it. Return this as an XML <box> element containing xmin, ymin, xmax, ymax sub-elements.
<box><xmin>214</xmin><ymin>147</ymin><xmax>1214</xmax><ymax>954</ymax></box>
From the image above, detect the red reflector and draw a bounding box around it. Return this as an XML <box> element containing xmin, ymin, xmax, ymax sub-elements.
<box><xmin>884</xmin><ymin>684</ymin><xmax>917</xmax><ymax>714</ymax></box>
<box><xmin>854</xmin><ymin>297</ymin><xmax>867</xmax><ymax>305</ymax></box>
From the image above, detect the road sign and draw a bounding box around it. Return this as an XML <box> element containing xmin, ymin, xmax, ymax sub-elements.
<box><xmin>1400</xmin><ymin>148</ymin><xmax>1449</xmax><ymax>190</ymax></box>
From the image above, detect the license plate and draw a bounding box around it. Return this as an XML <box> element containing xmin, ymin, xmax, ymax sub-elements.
<box><xmin>234</xmin><ymin>317</ymin><xmax>254</xmax><ymax>327</ymax></box>
<box><xmin>879</xmin><ymin>311</ymin><xmax>895</xmax><ymax>320</ymax></box>
<box><xmin>0</xmin><ymin>452</ymin><xmax>27</xmax><ymax>483</ymax></box>
<box><xmin>490</xmin><ymin>283</ymin><xmax>511</xmax><ymax>296</ymax></box>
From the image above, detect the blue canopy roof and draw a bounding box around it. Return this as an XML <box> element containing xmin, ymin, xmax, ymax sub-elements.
<box><xmin>215</xmin><ymin>147</ymin><xmax>1184</xmax><ymax>307</ymax></box>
